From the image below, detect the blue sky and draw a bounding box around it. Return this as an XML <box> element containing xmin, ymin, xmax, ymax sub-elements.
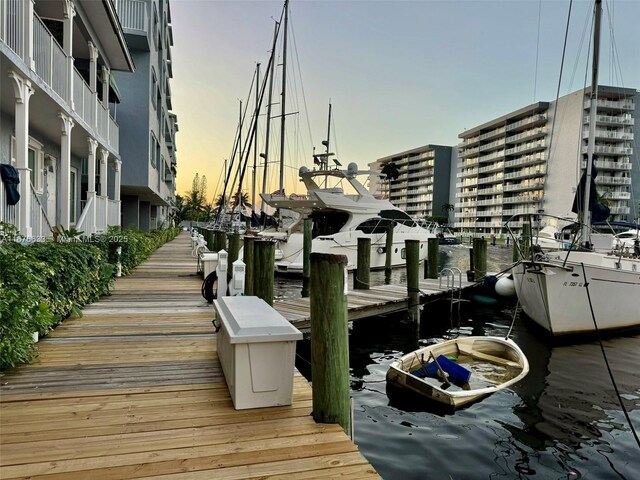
<box><xmin>169</xmin><ymin>0</ymin><xmax>640</xmax><ymax>199</ymax></box>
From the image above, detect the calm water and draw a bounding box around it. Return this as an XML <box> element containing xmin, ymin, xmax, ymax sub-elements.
<box><xmin>285</xmin><ymin>245</ymin><xmax>640</xmax><ymax>479</ymax></box>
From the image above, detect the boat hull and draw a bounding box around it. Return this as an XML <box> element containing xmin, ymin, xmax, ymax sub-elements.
<box><xmin>514</xmin><ymin>251</ymin><xmax>640</xmax><ymax>335</ymax></box>
<box><xmin>270</xmin><ymin>229</ymin><xmax>431</xmax><ymax>274</ymax></box>
<box><xmin>386</xmin><ymin>337</ymin><xmax>529</xmax><ymax>409</ymax></box>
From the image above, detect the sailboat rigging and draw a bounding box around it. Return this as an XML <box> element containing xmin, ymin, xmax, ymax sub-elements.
<box><xmin>511</xmin><ymin>0</ymin><xmax>640</xmax><ymax>336</ymax></box>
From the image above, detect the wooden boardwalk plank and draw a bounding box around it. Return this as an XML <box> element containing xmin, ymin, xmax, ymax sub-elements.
<box><xmin>0</xmin><ymin>232</ymin><xmax>379</xmax><ymax>479</ymax></box>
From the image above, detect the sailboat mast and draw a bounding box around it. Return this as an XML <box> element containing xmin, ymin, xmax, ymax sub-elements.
<box><xmin>324</xmin><ymin>102</ymin><xmax>332</xmax><ymax>187</ymax></box>
<box><xmin>261</xmin><ymin>19</ymin><xmax>280</xmax><ymax>214</ymax></box>
<box><xmin>278</xmin><ymin>0</ymin><xmax>289</xmax><ymax>195</ymax></box>
<box><xmin>582</xmin><ymin>0</ymin><xmax>602</xmax><ymax>246</ymax></box>
<box><xmin>252</xmin><ymin>63</ymin><xmax>260</xmax><ymax>214</ymax></box>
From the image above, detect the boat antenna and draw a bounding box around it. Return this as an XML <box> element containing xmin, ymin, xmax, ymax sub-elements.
<box><xmin>581</xmin><ymin>0</ymin><xmax>602</xmax><ymax>249</ymax></box>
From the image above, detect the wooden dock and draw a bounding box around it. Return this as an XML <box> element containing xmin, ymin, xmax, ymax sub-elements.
<box><xmin>0</xmin><ymin>233</ymin><xmax>379</xmax><ymax>479</ymax></box>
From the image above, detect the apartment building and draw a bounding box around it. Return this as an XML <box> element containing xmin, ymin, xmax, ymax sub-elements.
<box><xmin>455</xmin><ymin>86</ymin><xmax>638</xmax><ymax>236</ymax></box>
<box><xmin>113</xmin><ymin>0</ymin><xmax>178</xmax><ymax>231</ymax></box>
<box><xmin>1</xmin><ymin>0</ymin><xmax>133</xmax><ymax>237</ymax></box>
<box><xmin>369</xmin><ymin>144</ymin><xmax>454</xmax><ymax>221</ymax></box>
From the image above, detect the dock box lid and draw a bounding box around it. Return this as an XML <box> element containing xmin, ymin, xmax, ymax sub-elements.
<box><xmin>214</xmin><ymin>296</ymin><xmax>303</xmax><ymax>344</ymax></box>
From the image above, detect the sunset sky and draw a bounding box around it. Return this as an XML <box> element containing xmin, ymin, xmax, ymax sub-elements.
<box><xmin>169</xmin><ymin>0</ymin><xmax>640</xmax><ymax>202</ymax></box>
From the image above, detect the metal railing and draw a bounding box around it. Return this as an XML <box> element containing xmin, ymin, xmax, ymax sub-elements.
<box><xmin>0</xmin><ymin>175</ymin><xmax>17</xmax><ymax>227</ymax></box>
<box><xmin>114</xmin><ymin>0</ymin><xmax>148</xmax><ymax>32</ymax></box>
<box><xmin>0</xmin><ymin>0</ymin><xmax>25</xmax><ymax>57</ymax></box>
<box><xmin>33</xmin><ymin>15</ymin><xmax>67</xmax><ymax>100</ymax></box>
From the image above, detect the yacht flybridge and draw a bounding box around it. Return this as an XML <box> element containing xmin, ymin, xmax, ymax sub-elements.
<box><xmin>259</xmin><ymin>162</ymin><xmax>437</xmax><ymax>273</ymax></box>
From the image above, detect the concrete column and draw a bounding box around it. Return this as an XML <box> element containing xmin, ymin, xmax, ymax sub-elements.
<box><xmin>114</xmin><ymin>159</ymin><xmax>121</xmax><ymax>202</ymax></box>
<box><xmin>25</xmin><ymin>0</ymin><xmax>35</xmax><ymax>69</ymax></box>
<box><xmin>88</xmin><ymin>41</ymin><xmax>98</xmax><ymax>92</ymax></box>
<box><xmin>87</xmin><ymin>138</ymin><xmax>98</xmax><ymax>234</ymax></box>
<box><xmin>63</xmin><ymin>0</ymin><xmax>76</xmax><ymax>106</ymax></box>
<box><xmin>101</xmin><ymin>66</ymin><xmax>110</xmax><ymax>108</ymax></box>
<box><xmin>99</xmin><ymin>149</ymin><xmax>108</xmax><ymax>197</ymax></box>
<box><xmin>9</xmin><ymin>71</ymin><xmax>35</xmax><ymax>237</ymax></box>
<box><xmin>58</xmin><ymin>112</ymin><xmax>75</xmax><ymax>228</ymax></box>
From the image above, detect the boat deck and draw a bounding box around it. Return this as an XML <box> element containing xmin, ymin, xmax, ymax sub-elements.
<box><xmin>0</xmin><ymin>233</ymin><xmax>379</xmax><ymax>479</ymax></box>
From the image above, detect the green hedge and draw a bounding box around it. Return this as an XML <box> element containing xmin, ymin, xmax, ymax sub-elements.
<box><xmin>0</xmin><ymin>227</ymin><xmax>181</xmax><ymax>370</ymax></box>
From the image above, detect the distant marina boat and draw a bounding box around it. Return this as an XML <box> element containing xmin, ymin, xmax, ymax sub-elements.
<box><xmin>259</xmin><ymin>162</ymin><xmax>437</xmax><ymax>273</ymax></box>
<box><xmin>386</xmin><ymin>336</ymin><xmax>529</xmax><ymax>409</ymax></box>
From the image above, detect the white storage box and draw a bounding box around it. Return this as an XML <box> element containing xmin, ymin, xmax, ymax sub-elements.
<box><xmin>199</xmin><ymin>251</ymin><xmax>218</xmax><ymax>278</ymax></box>
<box><xmin>213</xmin><ymin>296</ymin><xmax>303</xmax><ymax>409</ymax></box>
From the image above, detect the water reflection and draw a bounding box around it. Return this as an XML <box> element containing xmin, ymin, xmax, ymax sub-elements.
<box><xmin>292</xmin><ymin>245</ymin><xmax>640</xmax><ymax>479</ymax></box>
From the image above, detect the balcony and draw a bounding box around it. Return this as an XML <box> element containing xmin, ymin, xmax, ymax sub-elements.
<box><xmin>609</xmin><ymin>206</ymin><xmax>631</xmax><ymax>215</ymax></box>
<box><xmin>581</xmin><ymin>145</ymin><xmax>633</xmax><ymax>156</ymax></box>
<box><xmin>584</xmin><ymin>98</ymin><xmax>635</xmax><ymax>111</ymax></box>
<box><xmin>479</xmin><ymin>126</ymin><xmax>506</xmax><ymax>141</ymax></box>
<box><xmin>459</xmin><ymin>190</ymin><xmax>477</xmax><ymax>198</ymax></box>
<box><xmin>476</xmin><ymin>198</ymin><xmax>503</xmax><ymax>207</ymax></box>
<box><xmin>478</xmin><ymin>163</ymin><xmax>504</xmax><ymax>174</ymax></box>
<box><xmin>595</xmin><ymin>176</ymin><xmax>631</xmax><ymax>186</ymax></box>
<box><xmin>503</xmin><ymin>195</ymin><xmax>541</xmax><ymax>205</ymax></box>
<box><xmin>476</xmin><ymin>210</ymin><xmax>503</xmax><ymax>217</ymax></box>
<box><xmin>479</xmin><ymin>138</ymin><xmax>505</xmax><ymax>153</ymax></box>
<box><xmin>504</xmin><ymin>140</ymin><xmax>546</xmax><ymax>156</ymax></box>
<box><xmin>504</xmin><ymin>153</ymin><xmax>547</xmax><ymax>168</ymax></box>
<box><xmin>586</xmin><ymin>114</ymin><xmax>635</xmax><ymax>126</ymax></box>
<box><xmin>476</xmin><ymin>187</ymin><xmax>503</xmax><ymax>196</ymax></box>
<box><xmin>607</xmin><ymin>191</ymin><xmax>631</xmax><ymax>200</ymax></box>
<box><xmin>581</xmin><ymin>160</ymin><xmax>632</xmax><ymax>171</ymax></box>
<box><xmin>478</xmin><ymin>150</ymin><xmax>505</xmax><ymax>163</ymax></box>
<box><xmin>502</xmin><ymin>207</ymin><xmax>538</xmax><ymax>217</ymax></box>
<box><xmin>506</xmin><ymin>114</ymin><xmax>547</xmax><ymax>133</ymax></box>
<box><xmin>585</xmin><ymin>129</ymin><xmax>634</xmax><ymax>141</ymax></box>
<box><xmin>503</xmin><ymin>182</ymin><xmax>544</xmax><ymax>193</ymax></box>
<box><xmin>505</xmin><ymin>127</ymin><xmax>546</xmax><ymax>144</ymax></box>
<box><xmin>503</xmin><ymin>167</ymin><xmax>545</xmax><ymax>180</ymax></box>
<box><xmin>456</xmin><ymin>179</ymin><xmax>478</xmax><ymax>189</ymax></box>
<box><xmin>477</xmin><ymin>175</ymin><xmax>503</xmax><ymax>185</ymax></box>
<box><xmin>457</xmin><ymin>168</ymin><xmax>478</xmax><ymax>179</ymax></box>
<box><xmin>460</xmin><ymin>146</ymin><xmax>480</xmax><ymax>158</ymax></box>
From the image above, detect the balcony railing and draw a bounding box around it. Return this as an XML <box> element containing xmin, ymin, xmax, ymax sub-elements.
<box><xmin>608</xmin><ymin>206</ymin><xmax>630</xmax><ymax>215</ymax></box>
<box><xmin>581</xmin><ymin>145</ymin><xmax>633</xmax><ymax>156</ymax></box>
<box><xmin>586</xmin><ymin>115</ymin><xmax>635</xmax><ymax>126</ymax></box>
<box><xmin>33</xmin><ymin>15</ymin><xmax>67</xmax><ymax>100</ymax></box>
<box><xmin>584</xmin><ymin>98</ymin><xmax>635</xmax><ymax>111</ymax></box>
<box><xmin>585</xmin><ymin>129</ymin><xmax>634</xmax><ymax>141</ymax></box>
<box><xmin>607</xmin><ymin>191</ymin><xmax>631</xmax><ymax>200</ymax></box>
<box><xmin>581</xmin><ymin>160</ymin><xmax>632</xmax><ymax>170</ymax></box>
<box><xmin>595</xmin><ymin>176</ymin><xmax>631</xmax><ymax>186</ymax></box>
<box><xmin>114</xmin><ymin>0</ymin><xmax>148</xmax><ymax>32</ymax></box>
<box><xmin>0</xmin><ymin>173</ymin><xmax>17</xmax><ymax>227</ymax></box>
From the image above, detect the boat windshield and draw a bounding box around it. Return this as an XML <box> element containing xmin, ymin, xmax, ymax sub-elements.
<box><xmin>311</xmin><ymin>210</ymin><xmax>349</xmax><ymax>238</ymax></box>
<box><xmin>356</xmin><ymin>218</ymin><xmax>394</xmax><ymax>234</ymax></box>
<box><xmin>380</xmin><ymin>209</ymin><xmax>417</xmax><ymax>227</ymax></box>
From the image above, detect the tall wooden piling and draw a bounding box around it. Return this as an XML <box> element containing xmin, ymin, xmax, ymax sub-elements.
<box><xmin>473</xmin><ymin>238</ymin><xmax>487</xmax><ymax>281</ymax></box>
<box><xmin>204</xmin><ymin>228</ymin><xmax>214</xmax><ymax>251</ymax></box>
<box><xmin>427</xmin><ymin>238</ymin><xmax>439</xmax><ymax>279</ymax></box>
<box><xmin>302</xmin><ymin>218</ymin><xmax>312</xmax><ymax>297</ymax></box>
<box><xmin>405</xmin><ymin>239</ymin><xmax>420</xmax><ymax>324</ymax></box>
<box><xmin>253</xmin><ymin>240</ymin><xmax>275</xmax><ymax>305</ymax></box>
<box><xmin>213</xmin><ymin>230</ymin><xmax>227</xmax><ymax>252</ymax></box>
<box><xmin>227</xmin><ymin>233</ymin><xmax>241</xmax><ymax>279</ymax></box>
<box><xmin>384</xmin><ymin>223</ymin><xmax>394</xmax><ymax>284</ymax></box>
<box><xmin>354</xmin><ymin>237</ymin><xmax>371</xmax><ymax>290</ymax></box>
<box><xmin>310</xmin><ymin>253</ymin><xmax>350</xmax><ymax>435</ymax></box>
<box><xmin>242</xmin><ymin>236</ymin><xmax>255</xmax><ymax>296</ymax></box>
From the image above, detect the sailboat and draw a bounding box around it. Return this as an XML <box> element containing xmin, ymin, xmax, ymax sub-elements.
<box><xmin>512</xmin><ymin>0</ymin><xmax>640</xmax><ymax>336</ymax></box>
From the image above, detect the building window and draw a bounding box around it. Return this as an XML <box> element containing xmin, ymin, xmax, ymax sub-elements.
<box><xmin>150</xmin><ymin>133</ymin><xmax>157</xmax><ymax>169</ymax></box>
<box><xmin>151</xmin><ymin>69</ymin><xmax>158</xmax><ymax>110</ymax></box>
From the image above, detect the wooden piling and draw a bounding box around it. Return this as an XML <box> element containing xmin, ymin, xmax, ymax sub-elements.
<box><xmin>213</xmin><ymin>230</ymin><xmax>227</xmax><ymax>252</ymax></box>
<box><xmin>204</xmin><ymin>228</ymin><xmax>214</xmax><ymax>251</ymax></box>
<box><xmin>427</xmin><ymin>237</ymin><xmax>439</xmax><ymax>279</ymax></box>
<box><xmin>253</xmin><ymin>240</ymin><xmax>275</xmax><ymax>305</ymax></box>
<box><xmin>227</xmin><ymin>233</ymin><xmax>241</xmax><ymax>279</ymax></box>
<box><xmin>242</xmin><ymin>236</ymin><xmax>255</xmax><ymax>296</ymax></box>
<box><xmin>384</xmin><ymin>223</ymin><xmax>393</xmax><ymax>284</ymax></box>
<box><xmin>473</xmin><ymin>238</ymin><xmax>487</xmax><ymax>281</ymax></box>
<box><xmin>354</xmin><ymin>237</ymin><xmax>371</xmax><ymax>290</ymax></box>
<box><xmin>310</xmin><ymin>253</ymin><xmax>350</xmax><ymax>435</ymax></box>
<box><xmin>405</xmin><ymin>239</ymin><xmax>420</xmax><ymax>324</ymax></box>
<box><xmin>302</xmin><ymin>218</ymin><xmax>312</xmax><ymax>298</ymax></box>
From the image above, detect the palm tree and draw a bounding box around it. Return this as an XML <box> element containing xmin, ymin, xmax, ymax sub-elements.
<box><xmin>380</xmin><ymin>161</ymin><xmax>400</xmax><ymax>181</ymax></box>
<box><xmin>441</xmin><ymin>203</ymin><xmax>455</xmax><ymax>224</ymax></box>
<box><xmin>232</xmin><ymin>191</ymin><xmax>252</xmax><ymax>210</ymax></box>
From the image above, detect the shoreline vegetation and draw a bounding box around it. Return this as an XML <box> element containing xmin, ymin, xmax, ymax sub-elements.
<box><xmin>0</xmin><ymin>225</ymin><xmax>181</xmax><ymax>370</ymax></box>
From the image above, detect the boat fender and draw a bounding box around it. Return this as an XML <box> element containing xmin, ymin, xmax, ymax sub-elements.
<box><xmin>495</xmin><ymin>275</ymin><xmax>516</xmax><ymax>297</ymax></box>
<box><xmin>201</xmin><ymin>271</ymin><xmax>218</xmax><ymax>303</ymax></box>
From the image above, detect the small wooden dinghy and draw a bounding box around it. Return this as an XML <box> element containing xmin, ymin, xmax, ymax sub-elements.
<box><xmin>386</xmin><ymin>336</ymin><xmax>529</xmax><ymax>409</ymax></box>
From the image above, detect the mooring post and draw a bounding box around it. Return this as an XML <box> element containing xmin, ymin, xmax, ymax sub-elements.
<box><xmin>427</xmin><ymin>237</ymin><xmax>439</xmax><ymax>279</ymax></box>
<box><xmin>310</xmin><ymin>253</ymin><xmax>350</xmax><ymax>435</ymax></box>
<box><xmin>302</xmin><ymin>217</ymin><xmax>312</xmax><ymax>297</ymax></box>
<box><xmin>473</xmin><ymin>238</ymin><xmax>487</xmax><ymax>281</ymax></box>
<box><xmin>227</xmin><ymin>233</ymin><xmax>241</xmax><ymax>280</ymax></box>
<box><xmin>384</xmin><ymin>222</ymin><xmax>394</xmax><ymax>284</ymax></box>
<box><xmin>354</xmin><ymin>237</ymin><xmax>371</xmax><ymax>290</ymax></box>
<box><xmin>203</xmin><ymin>228</ymin><xmax>213</xmax><ymax>251</ymax></box>
<box><xmin>213</xmin><ymin>230</ymin><xmax>227</xmax><ymax>252</ymax></box>
<box><xmin>242</xmin><ymin>236</ymin><xmax>255</xmax><ymax>296</ymax></box>
<box><xmin>253</xmin><ymin>240</ymin><xmax>275</xmax><ymax>306</ymax></box>
<box><xmin>406</xmin><ymin>239</ymin><xmax>420</xmax><ymax>325</ymax></box>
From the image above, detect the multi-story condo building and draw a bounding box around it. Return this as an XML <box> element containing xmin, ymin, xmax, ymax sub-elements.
<box><xmin>369</xmin><ymin>145</ymin><xmax>454</xmax><ymax>221</ymax></box>
<box><xmin>113</xmin><ymin>0</ymin><xmax>178</xmax><ymax>231</ymax></box>
<box><xmin>455</xmin><ymin>86</ymin><xmax>638</xmax><ymax>236</ymax></box>
<box><xmin>1</xmin><ymin>0</ymin><xmax>133</xmax><ymax>237</ymax></box>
